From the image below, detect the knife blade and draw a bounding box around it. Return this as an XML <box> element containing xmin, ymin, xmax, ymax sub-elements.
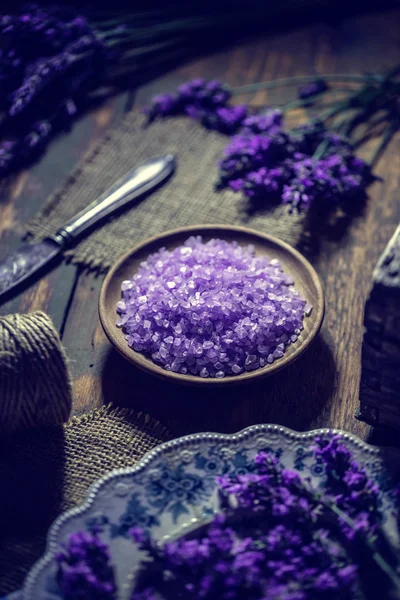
<box><xmin>0</xmin><ymin>154</ymin><xmax>175</xmax><ymax>302</ymax></box>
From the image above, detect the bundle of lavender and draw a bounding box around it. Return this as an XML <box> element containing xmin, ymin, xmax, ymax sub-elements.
<box><xmin>0</xmin><ymin>3</ymin><xmax>398</xmax><ymax>184</ymax></box>
<box><xmin>0</xmin><ymin>2</ymin><xmax>280</xmax><ymax>177</ymax></box>
<box><xmin>145</xmin><ymin>70</ymin><xmax>400</xmax><ymax>215</ymax></box>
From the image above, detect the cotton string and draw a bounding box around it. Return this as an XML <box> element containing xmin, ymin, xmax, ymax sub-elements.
<box><xmin>0</xmin><ymin>311</ymin><xmax>72</xmax><ymax>435</ymax></box>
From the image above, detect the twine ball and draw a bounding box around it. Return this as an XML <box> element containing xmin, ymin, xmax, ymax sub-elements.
<box><xmin>0</xmin><ymin>311</ymin><xmax>72</xmax><ymax>435</ymax></box>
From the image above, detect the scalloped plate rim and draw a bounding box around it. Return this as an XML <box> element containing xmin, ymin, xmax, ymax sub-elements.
<box><xmin>23</xmin><ymin>424</ymin><xmax>384</xmax><ymax>598</ymax></box>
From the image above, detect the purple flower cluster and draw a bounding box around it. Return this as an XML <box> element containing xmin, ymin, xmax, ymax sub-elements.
<box><xmin>130</xmin><ymin>438</ymin><xmax>389</xmax><ymax>599</ymax></box>
<box><xmin>282</xmin><ymin>153</ymin><xmax>373</xmax><ymax>212</ymax></box>
<box><xmin>195</xmin><ymin>104</ymin><xmax>248</xmax><ymax>135</ymax></box>
<box><xmin>313</xmin><ymin>435</ymin><xmax>381</xmax><ymax>540</ymax></box>
<box><xmin>298</xmin><ymin>79</ymin><xmax>329</xmax><ymax>100</ymax></box>
<box><xmin>56</xmin><ymin>530</ymin><xmax>117</xmax><ymax>599</ymax></box>
<box><xmin>218</xmin><ymin>118</ymin><xmax>373</xmax><ymax>212</ymax></box>
<box><xmin>9</xmin><ymin>34</ymin><xmax>105</xmax><ymax>118</ymax></box>
<box><xmin>145</xmin><ymin>79</ymin><xmax>248</xmax><ymax>134</ymax></box>
<box><xmin>0</xmin><ymin>4</ymin><xmax>104</xmax><ymax>177</ymax></box>
<box><xmin>241</xmin><ymin>109</ymin><xmax>283</xmax><ymax>134</ymax></box>
<box><xmin>146</xmin><ymin>77</ymin><xmax>375</xmax><ymax>213</ymax></box>
<box><xmin>0</xmin><ymin>4</ymin><xmax>90</xmax><ymax>100</ymax></box>
<box><xmin>56</xmin><ymin>434</ymin><xmax>399</xmax><ymax>600</ymax></box>
<box><xmin>0</xmin><ymin>120</ymin><xmax>52</xmax><ymax>177</ymax></box>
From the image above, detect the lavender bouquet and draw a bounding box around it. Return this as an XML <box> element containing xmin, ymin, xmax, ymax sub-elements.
<box><xmin>0</xmin><ymin>3</ymin><xmax>398</xmax><ymax>184</ymax></box>
<box><xmin>145</xmin><ymin>70</ymin><xmax>400</xmax><ymax>217</ymax></box>
<box><xmin>56</xmin><ymin>434</ymin><xmax>400</xmax><ymax>600</ymax></box>
<box><xmin>0</xmin><ymin>2</ymin><xmax>290</xmax><ymax>178</ymax></box>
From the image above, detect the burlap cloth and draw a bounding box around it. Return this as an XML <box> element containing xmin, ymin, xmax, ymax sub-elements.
<box><xmin>0</xmin><ymin>404</ymin><xmax>171</xmax><ymax>595</ymax></box>
<box><xmin>26</xmin><ymin>113</ymin><xmax>305</xmax><ymax>271</ymax></box>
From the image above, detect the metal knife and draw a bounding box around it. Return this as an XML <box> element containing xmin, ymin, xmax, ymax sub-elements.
<box><xmin>0</xmin><ymin>154</ymin><xmax>175</xmax><ymax>302</ymax></box>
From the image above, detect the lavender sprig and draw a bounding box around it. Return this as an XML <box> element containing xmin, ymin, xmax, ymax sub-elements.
<box><xmin>217</xmin><ymin>116</ymin><xmax>374</xmax><ymax>212</ymax></box>
<box><xmin>0</xmin><ymin>2</ymin><xmax>398</xmax><ymax>187</ymax></box>
<box><xmin>145</xmin><ymin>71</ymin><xmax>400</xmax><ymax>215</ymax></box>
<box><xmin>130</xmin><ymin>443</ymin><xmax>400</xmax><ymax>600</ymax></box>
<box><xmin>0</xmin><ymin>120</ymin><xmax>52</xmax><ymax>177</ymax></box>
<box><xmin>298</xmin><ymin>79</ymin><xmax>330</xmax><ymax>100</ymax></box>
<box><xmin>144</xmin><ymin>78</ymin><xmax>232</xmax><ymax>126</ymax></box>
<box><xmin>8</xmin><ymin>35</ymin><xmax>105</xmax><ymax>118</ymax></box>
<box><xmin>55</xmin><ymin>436</ymin><xmax>400</xmax><ymax>600</ymax></box>
<box><xmin>56</xmin><ymin>530</ymin><xmax>117</xmax><ymax>600</ymax></box>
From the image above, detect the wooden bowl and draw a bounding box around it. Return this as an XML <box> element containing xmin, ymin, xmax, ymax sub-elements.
<box><xmin>99</xmin><ymin>225</ymin><xmax>324</xmax><ymax>385</ymax></box>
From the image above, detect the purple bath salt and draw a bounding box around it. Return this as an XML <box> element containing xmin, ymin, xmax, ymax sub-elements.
<box><xmin>116</xmin><ymin>236</ymin><xmax>309</xmax><ymax>378</ymax></box>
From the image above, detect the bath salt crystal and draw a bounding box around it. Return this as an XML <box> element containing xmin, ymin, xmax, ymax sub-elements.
<box><xmin>116</xmin><ymin>236</ymin><xmax>310</xmax><ymax>378</ymax></box>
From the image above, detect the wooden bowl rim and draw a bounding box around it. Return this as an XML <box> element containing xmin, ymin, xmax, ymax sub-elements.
<box><xmin>99</xmin><ymin>224</ymin><xmax>325</xmax><ymax>386</ymax></box>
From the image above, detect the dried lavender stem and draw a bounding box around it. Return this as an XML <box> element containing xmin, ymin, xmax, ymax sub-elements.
<box><xmin>230</xmin><ymin>74</ymin><xmax>382</xmax><ymax>95</ymax></box>
<box><xmin>370</xmin><ymin>122</ymin><xmax>399</xmax><ymax>166</ymax></box>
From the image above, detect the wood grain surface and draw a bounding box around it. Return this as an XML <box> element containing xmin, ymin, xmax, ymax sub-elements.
<box><xmin>1</xmin><ymin>8</ymin><xmax>400</xmax><ymax>441</ymax></box>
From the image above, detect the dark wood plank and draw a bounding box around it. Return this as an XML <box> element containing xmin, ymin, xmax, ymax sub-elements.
<box><xmin>59</xmin><ymin>8</ymin><xmax>400</xmax><ymax>440</ymax></box>
<box><xmin>359</xmin><ymin>225</ymin><xmax>400</xmax><ymax>429</ymax></box>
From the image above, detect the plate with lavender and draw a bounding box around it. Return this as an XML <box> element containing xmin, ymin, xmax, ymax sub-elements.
<box><xmin>99</xmin><ymin>225</ymin><xmax>324</xmax><ymax>385</ymax></box>
<box><xmin>23</xmin><ymin>425</ymin><xmax>400</xmax><ymax>600</ymax></box>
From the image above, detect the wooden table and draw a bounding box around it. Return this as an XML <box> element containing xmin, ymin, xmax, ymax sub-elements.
<box><xmin>1</xmin><ymin>8</ymin><xmax>399</xmax><ymax>442</ymax></box>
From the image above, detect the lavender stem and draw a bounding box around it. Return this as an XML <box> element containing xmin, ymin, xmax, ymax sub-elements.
<box><xmin>230</xmin><ymin>74</ymin><xmax>383</xmax><ymax>95</ymax></box>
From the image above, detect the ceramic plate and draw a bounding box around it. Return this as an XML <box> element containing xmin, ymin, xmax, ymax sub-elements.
<box><xmin>23</xmin><ymin>425</ymin><xmax>400</xmax><ymax>600</ymax></box>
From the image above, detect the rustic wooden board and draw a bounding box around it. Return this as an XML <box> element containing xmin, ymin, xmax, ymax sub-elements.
<box><xmin>358</xmin><ymin>225</ymin><xmax>400</xmax><ymax>429</ymax></box>
<box><xmin>1</xmin><ymin>9</ymin><xmax>400</xmax><ymax>440</ymax></box>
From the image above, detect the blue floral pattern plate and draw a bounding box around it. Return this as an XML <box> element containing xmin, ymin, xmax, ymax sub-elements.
<box><xmin>22</xmin><ymin>425</ymin><xmax>400</xmax><ymax>600</ymax></box>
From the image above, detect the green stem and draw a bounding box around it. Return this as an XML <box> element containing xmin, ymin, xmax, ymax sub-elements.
<box><xmin>105</xmin><ymin>30</ymin><xmax>187</xmax><ymax>48</ymax></box>
<box><xmin>93</xmin><ymin>10</ymin><xmax>168</xmax><ymax>28</ymax></box>
<box><xmin>100</xmin><ymin>10</ymin><xmax>270</xmax><ymax>41</ymax></box>
<box><xmin>315</xmin><ymin>81</ymin><xmax>379</xmax><ymax>127</ymax></box>
<box><xmin>370</xmin><ymin>121</ymin><xmax>399</xmax><ymax>166</ymax></box>
<box><xmin>280</xmin><ymin>98</ymin><xmax>312</xmax><ymax>112</ymax></box>
<box><xmin>353</xmin><ymin>113</ymin><xmax>392</xmax><ymax>147</ymax></box>
<box><xmin>327</xmin><ymin>502</ymin><xmax>400</xmax><ymax>591</ymax></box>
<box><xmin>105</xmin><ymin>47</ymin><xmax>189</xmax><ymax>83</ymax></box>
<box><xmin>312</xmin><ymin>138</ymin><xmax>331</xmax><ymax>161</ymax></box>
<box><xmin>317</xmin><ymin>101</ymin><xmax>351</xmax><ymax>123</ymax></box>
<box><xmin>101</xmin><ymin>15</ymin><xmax>231</xmax><ymax>47</ymax></box>
<box><xmin>279</xmin><ymin>88</ymin><xmax>354</xmax><ymax>112</ymax></box>
<box><xmin>230</xmin><ymin>74</ymin><xmax>383</xmax><ymax>95</ymax></box>
<box><xmin>116</xmin><ymin>37</ymin><xmax>188</xmax><ymax>60</ymax></box>
<box><xmin>302</xmin><ymin>483</ymin><xmax>400</xmax><ymax>594</ymax></box>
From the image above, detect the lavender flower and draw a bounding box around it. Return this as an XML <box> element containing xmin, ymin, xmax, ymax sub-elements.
<box><xmin>9</xmin><ymin>35</ymin><xmax>105</xmax><ymax>118</ymax></box>
<box><xmin>0</xmin><ymin>4</ymin><xmax>91</xmax><ymax>99</ymax></box>
<box><xmin>217</xmin><ymin>129</ymin><xmax>293</xmax><ymax>201</ymax></box>
<box><xmin>57</xmin><ymin>435</ymin><xmax>400</xmax><ymax>600</ymax></box>
<box><xmin>282</xmin><ymin>153</ymin><xmax>373</xmax><ymax>212</ymax></box>
<box><xmin>290</xmin><ymin>121</ymin><xmax>327</xmax><ymax>154</ymax></box>
<box><xmin>144</xmin><ymin>93</ymin><xmax>179</xmax><ymax>122</ymax></box>
<box><xmin>0</xmin><ymin>140</ymin><xmax>17</xmax><ymax>177</ymax></box>
<box><xmin>23</xmin><ymin>119</ymin><xmax>52</xmax><ymax>153</ymax></box>
<box><xmin>145</xmin><ymin>78</ymin><xmax>231</xmax><ymax>123</ymax></box>
<box><xmin>130</xmin><ymin>446</ymin><xmax>368</xmax><ymax>600</ymax></box>
<box><xmin>177</xmin><ymin>78</ymin><xmax>231</xmax><ymax>109</ymax></box>
<box><xmin>0</xmin><ymin>120</ymin><xmax>52</xmax><ymax>177</ymax></box>
<box><xmin>193</xmin><ymin>104</ymin><xmax>248</xmax><ymax>134</ymax></box>
<box><xmin>217</xmin><ymin>114</ymin><xmax>374</xmax><ymax>211</ymax></box>
<box><xmin>1</xmin><ymin>5</ymin><xmax>90</xmax><ymax>56</ymax></box>
<box><xmin>298</xmin><ymin>79</ymin><xmax>329</xmax><ymax>100</ymax></box>
<box><xmin>313</xmin><ymin>435</ymin><xmax>381</xmax><ymax>540</ymax></box>
<box><xmin>56</xmin><ymin>530</ymin><xmax>117</xmax><ymax>600</ymax></box>
<box><xmin>241</xmin><ymin>109</ymin><xmax>283</xmax><ymax>134</ymax></box>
